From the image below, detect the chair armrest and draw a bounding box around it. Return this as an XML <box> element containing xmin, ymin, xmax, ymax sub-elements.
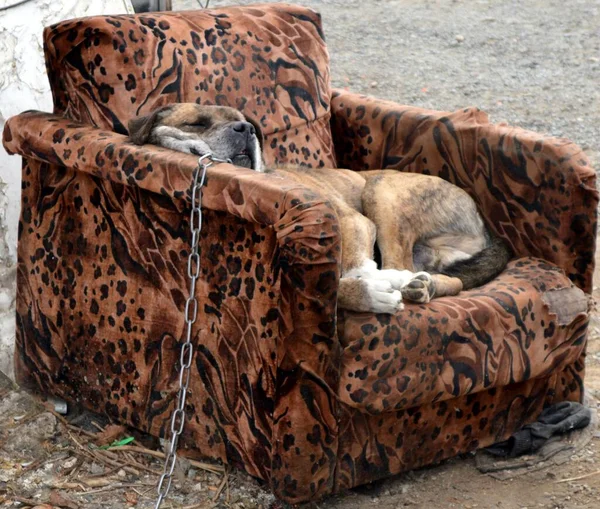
<box><xmin>4</xmin><ymin>111</ymin><xmax>327</xmax><ymax>222</ymax></box>
<box><xmin>3</xmin><ymin>111</ymin><xmax>342</xmax><ymax>500</ymax></box>
<box><xmin>330</xmin><ymin>89</ymin><xmax>598</xmax><ymax>292</ymax></box>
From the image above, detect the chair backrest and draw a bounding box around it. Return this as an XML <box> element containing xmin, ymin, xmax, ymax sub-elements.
<box><xmin>43</xmin><ymin>3</ymin><xmax>336</xmax><ymax>168</ymax></box>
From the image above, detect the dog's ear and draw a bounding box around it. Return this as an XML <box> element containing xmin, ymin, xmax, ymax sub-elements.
<box><xmin>245</xmin><ymin>115</ymin><xmax>264</xmax><ymax>149</ymax></box>
<box><xmin>128</xmin><ymin>106</ymin><xmax>172</xmax><ymax>145</ymax></box>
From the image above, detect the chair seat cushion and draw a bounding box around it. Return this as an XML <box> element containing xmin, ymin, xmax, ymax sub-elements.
<box><xmin>338</xmin><ymin>258</ymin><xmax>589</xmax><ymax>414</ymax></box>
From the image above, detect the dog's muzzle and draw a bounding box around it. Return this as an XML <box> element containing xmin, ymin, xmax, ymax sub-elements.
<box><xmin>227</xmin><ymin>121</ymin><xmax>259</xmax><ymax>170</ymax></box>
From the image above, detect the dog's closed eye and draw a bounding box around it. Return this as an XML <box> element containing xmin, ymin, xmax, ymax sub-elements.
<box><xmin>186</xmin><ymin>118</ymin><xmax>210</xmax><ymax>128</ymax></box>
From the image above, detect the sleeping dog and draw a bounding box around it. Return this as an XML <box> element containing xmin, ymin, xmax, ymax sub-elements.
<box><xmin>128</xmin><ymin>104</ymin><xmax>511</xmax><ymax>314</ymax></box>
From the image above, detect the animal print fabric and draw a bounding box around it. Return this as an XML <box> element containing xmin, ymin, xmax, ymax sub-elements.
<box><xmin>3</xmin><ymin>5</ymin><xmax>597</xmax><ymax>504</ymax></box>
<box><xmin>3</xmin><ymin>109</ymin><xmax>592</xmax><ymax>501</ymax></box>
<box><xmin>330</xmin><ymin>90</ymin><xmax>598</xmax><ymax>293</ymax></box>
<box><xmin>4</xmin><ymin>110</ymin><xmax>342</xmax><ymax>501</ymax></box>
<box><xmin>338</xmin><ymin>258</ymin><xmax>588</xmax><ymax>415</ymax></box>
<box><xmin>334</xmin><ymin>363</ymin><xmax>584</xmax><ymax>492</ymax></box>
<box><xmin>44</xmin><ymin>4</ymin><xmax>337</xmax><ymax>168</ymax></box>
<box><xmin>329</xmin><ymin>90</ymin><xmax>595</xmax><ymax>492</ymax></box>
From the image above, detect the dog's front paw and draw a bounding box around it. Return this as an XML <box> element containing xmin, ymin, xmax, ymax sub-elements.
<box><xmin>180</xmin><ymin>139</ymin><xmax>211</xmax><ymax>157</ymax></box>
<box><xmin>401</xmin><ymin>272</ymin><xmax>436</xmax><ymax>303</ymax></box>
<box><xmin>378</xmin><ymin>269</ymin><xmax>415</xmax><ymax>290</ymax></box>
<box><xmin>365</xmin><ymin>280</ymin><xmax>404</xmax><ymax>314</ymax></box>
<box><xmin>189</xmin><ymin>146</ymin><xmax>207</xmax><ymax>156</ymax></box>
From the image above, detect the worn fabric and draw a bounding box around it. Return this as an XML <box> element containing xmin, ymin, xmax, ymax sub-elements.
<box><xmin>338</xmin><ymin>258</ymin><xmax>589</xmax><ymax>415</ymax></box>
<box><xmin>2</xmin><ymin>4</ymin><xmax>597</xmax><ymax>504</ymax></box>
<box><xmin>44</xmin><ymin>4</ymin><xmax>336</xmax><ymax>168</ymax></box>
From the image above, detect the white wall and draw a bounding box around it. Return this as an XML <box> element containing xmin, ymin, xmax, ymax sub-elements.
<box><xmin>0</xmin><ymin>0</ymin><xmax>134</xmax><ymax>379</ymax></box>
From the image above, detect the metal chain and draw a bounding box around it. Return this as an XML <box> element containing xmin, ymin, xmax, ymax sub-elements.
<box><xmin>154</xmin><ymin>153</ymin><xmax>228</xmax><ymax>509</ymax></box>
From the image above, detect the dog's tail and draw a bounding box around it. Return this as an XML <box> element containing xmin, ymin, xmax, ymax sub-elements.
<box><xmin>441</xmin><ymin>236</ymin><xmax>512</xmax><ymax>290</ymax></box>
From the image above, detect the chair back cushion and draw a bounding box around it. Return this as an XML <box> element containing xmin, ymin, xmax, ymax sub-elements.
<box><xmin>43</xmin><ymin>3</ymin><xmax>336</xmax><ymax>167</ymax></box>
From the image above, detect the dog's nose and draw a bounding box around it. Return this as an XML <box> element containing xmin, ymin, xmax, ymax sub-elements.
<box><xmin>231</xmin><ymin>121</ymin><xmax>256</xmax><ymax>136</ymax></box>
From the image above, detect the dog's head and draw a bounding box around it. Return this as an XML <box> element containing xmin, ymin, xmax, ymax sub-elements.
<box><xmin>128</xmin><ymin>104</ymin><xmax>264</xmax><ymax>171</ymax></box>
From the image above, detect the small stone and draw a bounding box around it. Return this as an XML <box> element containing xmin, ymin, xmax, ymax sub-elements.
<box><xmin>118</xmin><ymin>469</ymin><xmax>127</xmax><ymax>478</ymax></box>
<box><xmin>62</xmin><ymin>457</ymin><xmax>77</xmax><ymax>470</ymax></box>
<box><xmin>370</xmin><ymin>81</ymin><xmax>378</xmax><ymax>88</ymax></box>
<box><xmin>89</xmin><ymin>462</ymin><xmax>104</xmax><ymax>475</ymax></box>
<box><xmin>455</xmin><ymin>34</ymin><xmax>465</xmax><ymax>42</ymax></box>
<box><xmin>0</xmin><ymin>290</ymin><xmax>13</xmax><ymax>312</ymax></box>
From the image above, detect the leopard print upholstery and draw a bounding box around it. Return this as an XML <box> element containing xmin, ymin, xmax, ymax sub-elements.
<box><xmin>330</xmin><ymin>91</ymin><xmax>597</xmax><ymax>292</ymax></box>
<box><xmin>2</xmin><ymin>4</ymin><xmax>597</xmax><ymax>503</ymax></box>
<box><xmin>338</xmin><ymin>258</ymin><xmax>588</xmax><ymax>415</ymax></box>
<box><xmin>4</xmin><ymin>110</ymin><xmax>342</xmax><ymax>499</ymax></box>
<box><xmin>44</xmin><ymin>3</ymin><xmax>336</xmax><ymax>168</ymax></box>
<box><xmin>335</xmin><ymin>366</ymin><xmax>583</xmax><ymax>491</ymax></box>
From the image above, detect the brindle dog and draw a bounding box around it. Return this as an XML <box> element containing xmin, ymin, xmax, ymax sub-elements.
<box><xmin>128</xmin><ymin>104</ymin><xmax>511</xmax><ymax>314</ymax></box>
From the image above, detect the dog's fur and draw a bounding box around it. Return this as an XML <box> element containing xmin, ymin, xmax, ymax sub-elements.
<box><xmin>128</xmin><ymin>104</ymin><xmax>511</xmax><ymax>314</ymax></box>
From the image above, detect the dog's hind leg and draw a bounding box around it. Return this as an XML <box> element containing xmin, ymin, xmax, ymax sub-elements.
<box><xmin>361</xmin><ymin>172</ymin><xmax>463</xmax><ymax>302</ymax></box>
<box><xmin>335</xmin><ymin>203</ymin><xmax>406</xmax><ymax>314</ymax></box>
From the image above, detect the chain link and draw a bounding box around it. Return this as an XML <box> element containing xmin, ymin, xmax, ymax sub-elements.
<box><xmin>154</xmin><ymin>153</ymin><xmax>229</xmax><ymax>509</ymax></box>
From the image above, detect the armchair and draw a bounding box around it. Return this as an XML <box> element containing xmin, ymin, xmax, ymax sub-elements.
<box><xmin>3</xmin><ymin>3</ymin><xmax>597</xmax><ymax>503</ymax></box>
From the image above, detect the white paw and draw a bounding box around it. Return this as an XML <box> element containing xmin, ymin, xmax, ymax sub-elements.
<box><xmin>345</xmin><ymin>263</ymin><xmax>415</xmax><ymax>291</ymax></box>
<box><xmin>379</xmin><ymin>269</ymin><xmax>415</xmax><ymax>290</ymax></box>
<box><xmin>365</xmin><ymin>279</ymin><xmax>404</xmax><ymax>314</ymax></box>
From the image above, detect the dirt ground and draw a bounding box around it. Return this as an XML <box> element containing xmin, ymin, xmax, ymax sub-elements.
<box><xmin>2</xmin><ymin>1</ymin><xmax>600</xmax><ymax>508</ymax></box>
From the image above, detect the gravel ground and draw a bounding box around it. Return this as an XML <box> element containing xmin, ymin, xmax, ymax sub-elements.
<box><xmin>177</xmin><ymin>0</ymin><xmax>600</xmax><ymax>166</ymax></box>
